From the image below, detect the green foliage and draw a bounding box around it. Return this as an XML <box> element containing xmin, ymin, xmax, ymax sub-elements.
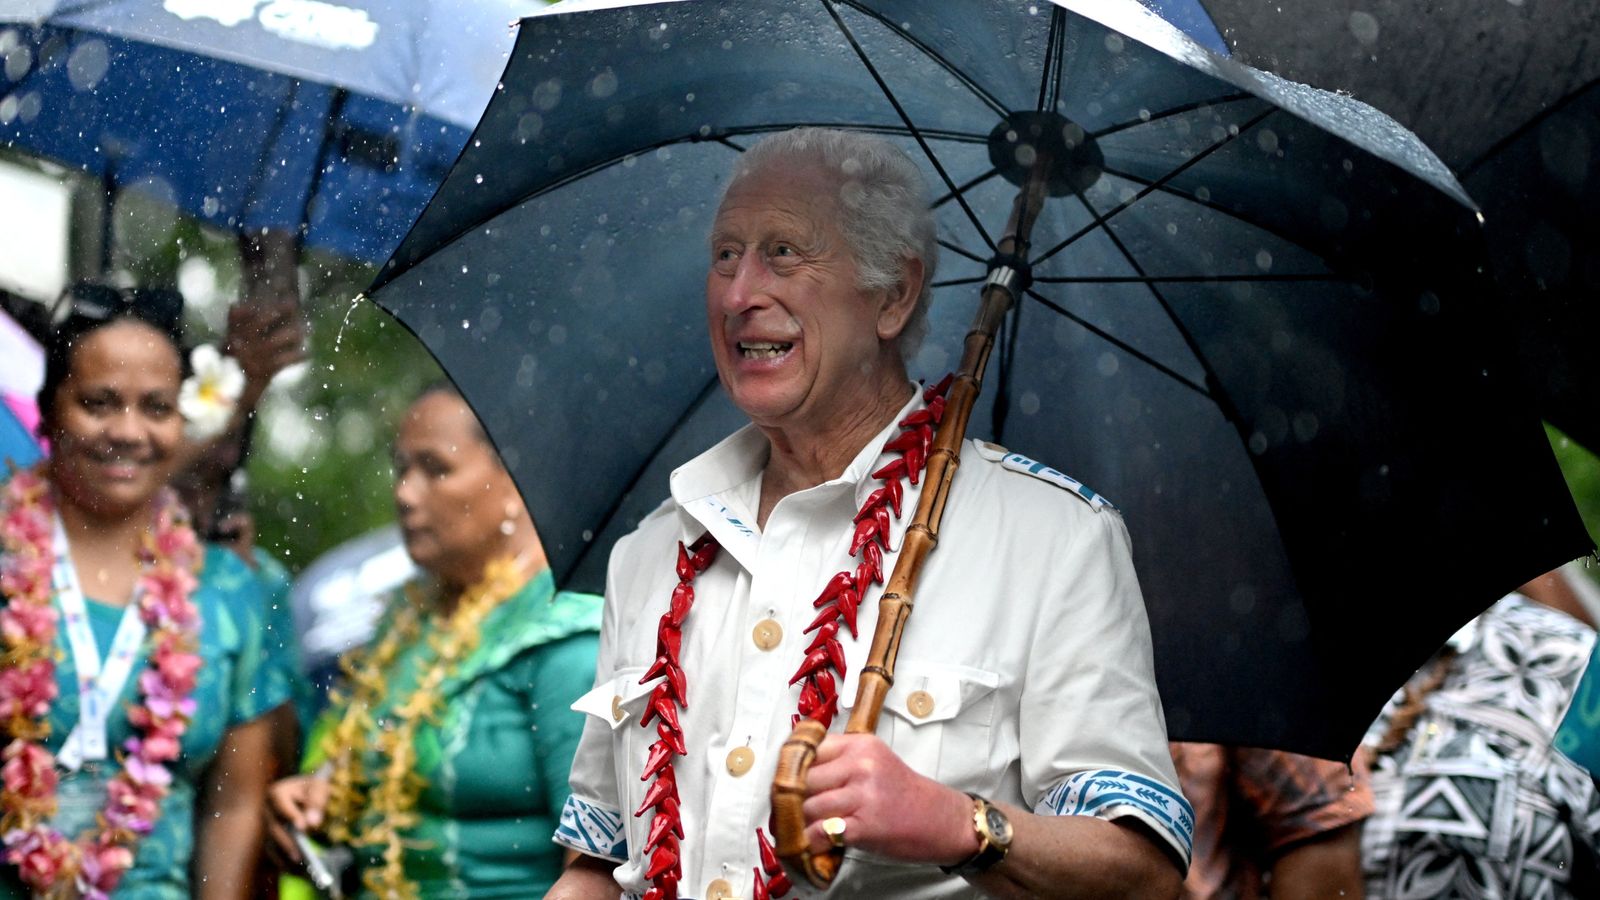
<box><xmin>245</xmin><ymin>253</ymin><xmax>442</xmax><ymax>572</ymax></box>
<box><xmin>1549</xmin><ymin>424</ymin><xmax>1600</xmax><ymax>563</ymax></box>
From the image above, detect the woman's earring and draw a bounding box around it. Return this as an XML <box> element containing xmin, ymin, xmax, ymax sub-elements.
<box><xmin>500</xmin><ymin>501</ymin><xmax>518</xmax><ymax>536</ymax></box>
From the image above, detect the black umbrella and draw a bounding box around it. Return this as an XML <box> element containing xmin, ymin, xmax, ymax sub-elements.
<box><xmin>363</xmin><ymin>0</ymin><xmax>1590</xmax><ymax>759</ymax></box>
<box><xmin>1197</xmin><ymin>0</ymin><xmax>1600</xmax><ymax>451</ymax></box>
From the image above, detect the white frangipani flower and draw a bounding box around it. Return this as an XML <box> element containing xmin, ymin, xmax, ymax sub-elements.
<box><xmin>178</xmin><ymin>344</ymin><xmax>245</xmax><ymax>441</ymax></box>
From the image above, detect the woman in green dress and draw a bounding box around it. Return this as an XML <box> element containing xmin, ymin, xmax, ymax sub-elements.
<box><xmin>0</xmin><ymin>287</ymin><xmax>289</xmax><ymax>898</ymax></box>
<box><xmin>268</xmin><ymin>385</ymin><xmax>601</xmax><ymax>898</ymax></box>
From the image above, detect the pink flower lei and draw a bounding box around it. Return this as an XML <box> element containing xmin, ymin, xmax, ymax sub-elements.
<box><xmin>0</xmin><ymin>467</ymin><xmax>202</xmax><ymax>899</ymax></box>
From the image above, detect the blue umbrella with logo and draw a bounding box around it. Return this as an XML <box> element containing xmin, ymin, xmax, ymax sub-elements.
<box><xmin>0</xmin><ymin>0</ymin><xmax>535</xmax><ymax>265</ymax></box>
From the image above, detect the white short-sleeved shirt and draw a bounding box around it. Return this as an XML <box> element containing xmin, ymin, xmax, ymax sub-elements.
<box><xmin>556</xmin><ymin>391</ymin><xmax>1193</xmax><ymax>898</ymax></box>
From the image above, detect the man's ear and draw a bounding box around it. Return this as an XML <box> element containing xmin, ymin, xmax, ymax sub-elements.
<box><xmin>876</xmin><ymin>256</ymin><xmax>924</xmax><ymax>342</ymax></box>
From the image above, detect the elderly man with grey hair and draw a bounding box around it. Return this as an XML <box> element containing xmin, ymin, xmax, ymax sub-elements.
<box><xmin>551</xmin><ymin>127</ymin><xmax>1191</xmax><ymax>900</ymax></box>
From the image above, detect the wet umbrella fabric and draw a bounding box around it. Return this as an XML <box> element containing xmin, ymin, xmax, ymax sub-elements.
<box><xmin>1193</xmin><ymin>1</ymin><xmax>1600</xmax><ymax>452</ymax></box>
<box><xmin>0</xmin><ymin>0</ymin><xmax>529</xmax><ymax>264</ymax></box>
<box><xmin>366</xmin><ymin>0</ymin><xmax>1590</xmax><ymax>759</ymax></box>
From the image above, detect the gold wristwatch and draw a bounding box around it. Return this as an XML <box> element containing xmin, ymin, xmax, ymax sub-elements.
<box><xmin>940</xmin><ymin>792</ymin><xmax>1013</xmax><ymax>876</ymax></box>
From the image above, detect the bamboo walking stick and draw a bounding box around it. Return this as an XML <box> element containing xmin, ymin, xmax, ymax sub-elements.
<box><xmin>770</xmin><ymin>159</ymin><xmax>1052</xmax><ymax>887</ymax></box>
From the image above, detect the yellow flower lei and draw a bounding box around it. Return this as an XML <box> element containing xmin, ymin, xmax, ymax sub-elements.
<box><xmin>320</xmin><ymin>556</ymin><xmax>528</xmax><ymax>899</ymax></box>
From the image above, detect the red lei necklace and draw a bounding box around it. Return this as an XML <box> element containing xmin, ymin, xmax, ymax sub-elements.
<box><xmin>0</xmin><ymin>468</ymin><xmax>203</xmax><ymax>899</ymax></box>
<box><xmin>636</xmin><ymin>376</ymin><xmax>951</xmax><ymax>900</ymax></box>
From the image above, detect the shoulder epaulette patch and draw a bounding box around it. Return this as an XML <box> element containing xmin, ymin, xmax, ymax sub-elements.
<box><xmin>975</xmin><ymin>442</ymin><xmax>1116</xmax><ymax>512</ymax></box>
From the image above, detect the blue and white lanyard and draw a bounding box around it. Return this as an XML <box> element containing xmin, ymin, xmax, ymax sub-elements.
<box><xmin>51</xmin><ymin>515</ymin><xmax>147</xmax><ymax>772</ymax></box>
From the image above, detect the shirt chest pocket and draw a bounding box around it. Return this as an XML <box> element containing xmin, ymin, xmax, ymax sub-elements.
<box><xmin>572</xmin><ymin>668</ymin><xmax>658</xmax><ymax>798</ymax></box>
<box><xmin>845</xmin><ymin>662</ymin><xmax>1002</xmax><ymax>789</ymax></box>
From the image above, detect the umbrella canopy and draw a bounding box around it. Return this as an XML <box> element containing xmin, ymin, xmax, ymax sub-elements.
<box><xmin>365</xmin><ymin>0</ymin><xmax>1591</xmax><ymax>759</ymax></box>
<box><xmin>0</xmin><ymin>0</ymin><xmax>530</xmax><ymax>264</ymax></box>
<box><xmin>1196</xmin><ymin>0</ymin><xmax>1600</xmax><ymax>451</ymax></box>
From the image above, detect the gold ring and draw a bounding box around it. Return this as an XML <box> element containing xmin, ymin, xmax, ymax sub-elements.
<box><xmin>822</xmin><ymin>816</ymin><xmax>847</xmax><ymax>848</ymax></box>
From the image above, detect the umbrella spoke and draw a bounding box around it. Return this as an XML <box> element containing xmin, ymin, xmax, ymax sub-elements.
<box><xmin>821</xmin><ymin>0</ymin><xmax>997</xmax><ymax>253</ymax></box>
<box><xmin>1068</xmin><ymin>183</ymin><xmax>1241</xmax><ymax>424</ymax></box>
<box><xmin>1029</xmin><ymin>107</ymin><xmax>1275</xmax><ymax>268</ymax></box>
<box><xmin>1037</xmin><ymin>7</ymin><xmax>1067</xmax><ymax>114</ymax></box>
<box><xmin>835</xmin><ymin>0</ymin><xmax>1010</xmax><ymax>120</ymax></box>
<box><xmin>1024</xmin><ymin>288</ymin><xmax>1211</xmax><ymax>400</ymax></box>
<box><xmin>1095</xmin><ymin>161</ymin><xmax>1350</xmax><ymax>274</ymax></box>
<box><xmin>937</xmin><ymin>239</ymin><xmax>989</xmax><ymax>265</ymax></box>
<box><xmin>932</xmin><ymin>276</ymin><xmax>987</xmax><ymax>288</ymax></box>
<box><xmin>1092</xmin><ymin>93</ymin><xmax>1256</xmax><ymax>139</ymax></box>
<box><xmin>1033</xmin><ymin>273</ymin><xmax>1343</xmax><ymax>284</ymax></box>
<box><xmin>933</xmin><ymin>168</ymin><xmax>1002</xmax><ymax>209</ymax></box>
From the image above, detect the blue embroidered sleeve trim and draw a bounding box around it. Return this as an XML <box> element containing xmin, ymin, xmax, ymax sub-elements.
<box><xmin>554</xmin><ymin>794</ymin><xmax>628</xmax><ymax>862</ymax></box>
<box><xmin>1037</xmin><ymin>769</ymin><xmax>1194</xmax><ymax>864</ymax></box>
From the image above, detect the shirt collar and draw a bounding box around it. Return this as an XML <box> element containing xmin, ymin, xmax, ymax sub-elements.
<box><xmin>667</xmin><ymin>385</ymin><xmax>927</xmax><ymax>546</ymax></box>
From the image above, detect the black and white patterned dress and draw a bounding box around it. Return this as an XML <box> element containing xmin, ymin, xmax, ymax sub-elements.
<box><xmin>1362</xmin><ymin>595</ymin><xmax>1600</xmax><ymax>898</ymax></box>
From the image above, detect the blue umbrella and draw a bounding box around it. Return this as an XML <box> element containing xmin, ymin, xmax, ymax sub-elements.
<box><xmin>0</xmin><ymin>0</ymin><xmax>533</xmax><ymax>264</ymax></box>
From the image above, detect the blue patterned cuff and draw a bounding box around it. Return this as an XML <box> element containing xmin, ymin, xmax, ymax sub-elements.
<box><xmin>1037</xmin><ymin>769</ymin><xmax>1194</xmax><ymax>866</ymax></box>
<box><xmin>554</xmin><ymin>794</ymin><xmax>628</xmax><ymax>862</ymax></box>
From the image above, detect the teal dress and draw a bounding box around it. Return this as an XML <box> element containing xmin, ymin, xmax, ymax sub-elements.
<box><xmin>338</xmin><ymin>569</ymin><xmax>600</xmax><ymax>899</ymax></box>
<box><xmin>0</xmin><ymin>544</ymin><xmax>293</xmax><ymax>898</ymax></box>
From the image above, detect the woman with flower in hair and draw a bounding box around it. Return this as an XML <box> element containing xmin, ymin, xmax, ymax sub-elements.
<box><xmin>0</xmin><ymin>285</ymin><xmax>291</xmax><ymax>898</ymax></box>
<box><xmin>267</xmin><ymin>384</ymin><xmax>601</xmax><ymax>899</ymax></box>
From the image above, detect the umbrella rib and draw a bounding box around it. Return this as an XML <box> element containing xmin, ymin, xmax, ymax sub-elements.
<box><xmin>933</xmin><ymin>168</ymin><xmax>1002</xmax><ymax>209</ymax></box>
<box><xmin>563</xmin><ymin>374</ymin><xmax>726</xmax><ymax>585</ymax></box>
<box><xmin>1458</xmin><ymin>74</ymin><xmax>1600</xmax><ymax>178</ymax></box>
<box><xmin>1023</xmin><ymin>289</ymin><xmax>1210</xmax><ymax>399</ymax></box>
<box><xmin>821</xmin><ymin>0</ymin><xmax>998</xmax><ymax>253</ymax></box>
<box><xmin>1092</xmin><ymin>93</ymin><xmax>1256</xmax><ymax>139</ymax></box>
<box><xmin>1030</xmin><ymin>107</ymin><xmax>1275</xmax><ymax>268</ymax></box>
<box><xmin>1095</xmin><ymin>162</ymin><xmax>1351</xmax><ymax>274</ymax></box>
<box><xmin>1037</xmin><ymin>7</ymin><xmax>1066</xmax><ymax>113</ymax></box>
<box><xmin>1068</xmin><ymin>184</ymin><xmax>1235</xmax><ymax>418</ymax></box>
<box><xmin>1034</xmin><ymin>273</ymin><xmax>1343</xmax><ymax>284</ymax></box>
<box><xmin>938</xmin><ymin>239</ymin><xmax>989</xmax><ymax>265</ymax></box>
<box><xmin>834</xmin><ymin>0</ymin><xmax>1010</xmax><ymax>119</ymax></box>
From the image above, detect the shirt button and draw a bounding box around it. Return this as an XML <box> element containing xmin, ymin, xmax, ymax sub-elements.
<box><xmin>611</xmin><ymin>695</ymin><xmax>625</xmax><ymax>722</ymax></box>
<box><xmin>907</xmin><ymin>690</ymin><xmax>935</xmax><ymax>719</ymax></box>
<box><xmin>752</xmin><ymin>618</ymin><xmax>783</xmax><ymax>650</ymax></box>
<box><xmin>726</xmin><ymin>746</ymin><xmax>755</xmax><ymax>777</ymax></box>
<box><xmin>706</xmin><ymin>878</ymin><xmax>736</xmax><ymax>900</ymax></box>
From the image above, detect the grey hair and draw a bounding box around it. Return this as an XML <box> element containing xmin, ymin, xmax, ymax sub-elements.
<box><xmin>723</xmin><ymin>128</ymin><xmax>940</xmax><ymax>357</ymax></box>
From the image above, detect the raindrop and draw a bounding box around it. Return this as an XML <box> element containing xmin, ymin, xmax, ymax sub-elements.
<box><xmin>532</xmin><ymin>78</ymin><xmax>562</xmax><ymax>111</ymax></box>
<box><xmin>1138</xmin><ymin>108</ymin><xmax>1151</xmax><ymax>122</ymax></box>
<box><xmin>721</xmin><ymin>40</ymin><xmax>733</xmax><ymax>50</ymax></box>
<box><xmin>1194</xmin><ymin>186</ymin><xmax>1211</xmax><ymax>202</ymax></box>
<box><xmin>1229</xmin><ymin>585</ymin><xmax>1256</xmax><ymax>614</ymax></box>
<box><xmin>1417</xmin><ymin>292</ymin><xmax>1440</xmax><ymax>315</ymax></box>
<box><xmin>1292</xmin><ymin>412</ymin><xmax>1319</xmax><ymax>442</ymax></box>
<box><xmin>1019</xmin><ymin>391</ymin><xmax>1041</xmax><ymax>415</ymax></box>
<box><xmin>0</xmin><ymin>96</ymin><xmax>16</xmax><ymax>125</ymax></box>
<box><xmin>460</xmin><ymin>265</ymin><xmax>469</xmax><ymax>274</ymax></box>
<box><xmin>589</xmin><ymin>68</ymin><xmax>618</xmax><ymax>99</ymax></box>
<box><xmin>1256</xmin><ymin>129</ymin><xmax>1279</xmax><ymax>154</ymax></box>
<box><xmin>1165</xmin><ymin>222</ymin><xmax>1178</xmax><ymax>236</ymax></box>
<box><xmin>1103</xmin><ymin>34</ymin><xmax>1125</xmax><ymax>53</ymax></box>
<box><xmin>1347</xmin><ymin>11</ymin><xmax>1380</xmax><ymax>45</ymax></box>
<box><xmin>1248</xmin><ymin>432</ymin><xmax>1269</xmax><ymax>455</ymax></box>
<box><xmin>1095</xmin><ymin>352</ymin><xmax>1119</xmax><ymax>377</ymax></box>
<box><xmin>67</xmin><ymin>40</ymin><xmax>110</xmax><ymax>91</ymax></box>
<box><xmin>461</xmin><ymin>319</ymin><xmax>470</xmax><ymax>330</ymax></box>
<box><xmin>3</xmin><ymin>43</ymin><xmax>31</xmax><ymax>82</ymax></box>
<box><xmin>474</xmin><ymin>173</ymin><xmax>484</xmax><ymax>184</ymax></box>
<box><xmin>548</xmin><ymin>324</ymin><xmax>569</xmax><ymax>345</ymax></box>
<box><xmin>1254</xmin><ymin>249</ymin><xmax>1273</xmax><ymax>271</ymax></box>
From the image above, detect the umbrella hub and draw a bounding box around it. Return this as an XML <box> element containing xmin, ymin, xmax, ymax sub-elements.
<box><xmin>988</xmin><ymin>111</ymin><xmax>1103</xmax><ymax>197</ymax></box>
